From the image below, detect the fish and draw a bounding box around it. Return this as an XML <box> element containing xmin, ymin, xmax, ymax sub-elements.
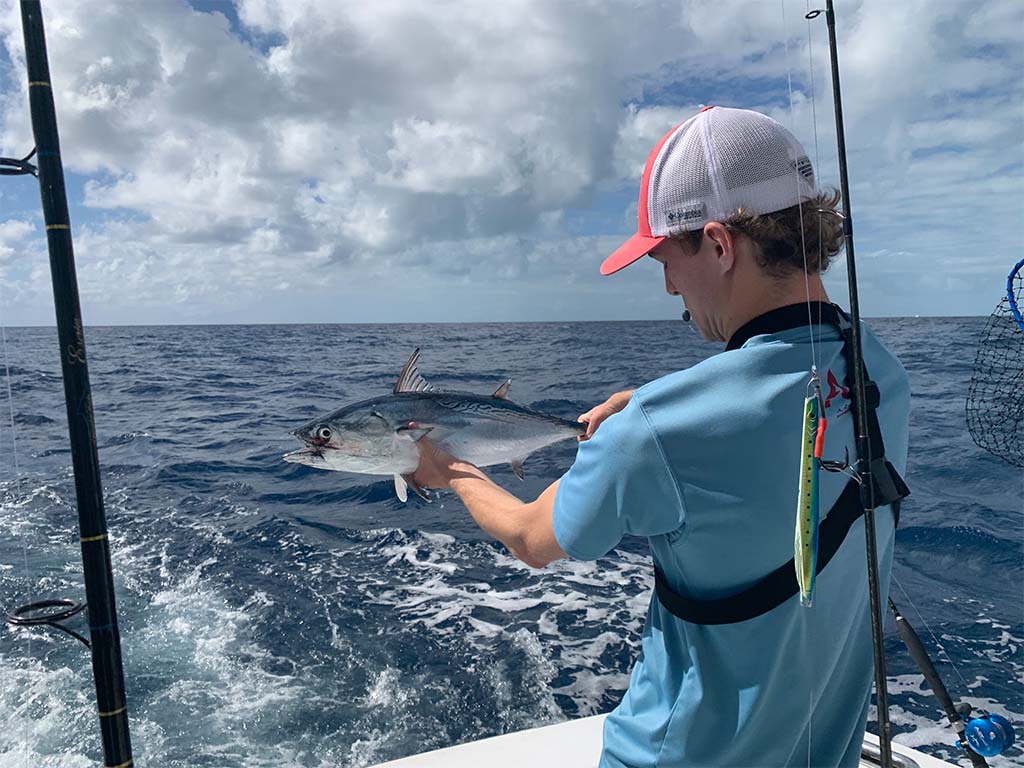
<box><xmin>794</xmin><ymin>389</ymin><xmax>821</xmax><ymax>608</ymax></box>
<box><xmin>284</xmin><ymin>349</ymin><xmax>586</xmax><ymax>502</ymax></box>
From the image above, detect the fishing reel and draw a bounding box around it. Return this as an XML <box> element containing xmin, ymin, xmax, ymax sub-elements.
<box><xmin>962</xmin><ymin>712</ymin><xmax>1016</xmax><ymax>758</ymax></box>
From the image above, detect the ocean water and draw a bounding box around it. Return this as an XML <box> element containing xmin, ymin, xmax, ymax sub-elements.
<box><xmin>0</xmin><ymin>319</ymin><xmax>1020</xmax><ymax>768</ymax></box>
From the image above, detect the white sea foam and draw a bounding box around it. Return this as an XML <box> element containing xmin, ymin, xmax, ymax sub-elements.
<box><xmin>3</xmin><ymin>478</ymin><xmax>350</xmax><ymax>766</ymax></box>
<box><xmin>0</xmin><ymin>657</ymin><xmax>96</xmax><ymax>768</ymax></box>
<box><xmin>354</xmin><ymin>528</ymin><xmax>653</xmax><ymax>733</ymax></box>
<box><xmin>346</xmin><ymin>728</ymin><xmax>391</xmax><ymax>768</ymax></box>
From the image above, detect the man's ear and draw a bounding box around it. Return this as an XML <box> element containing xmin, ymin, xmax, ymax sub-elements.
<box><xmin>703</xmin><ymin>221</ymin><xmax>736</xmax><ymax>274</ymax></box>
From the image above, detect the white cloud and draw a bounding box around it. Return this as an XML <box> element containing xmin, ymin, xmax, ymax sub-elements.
<box><xmin>0</xmin><ymin>218</ymin><xmax>33</xmax><ymax>257</ymax></box>
<box><xmin>613</xmin><ymin>104</ymin><xmax>703</xmax><ymax>181</ymax></box>
<box><xmin>0</xmin><ymin>0</ymin><xmax>1020</xmax><ymax>324</ymax></box>
<box><xmin>381</xmin><ymin>119</ymin><xmax>525</xmax><ymax>196</ymax></box>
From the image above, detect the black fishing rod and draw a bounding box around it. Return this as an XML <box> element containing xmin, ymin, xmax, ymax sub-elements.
<box><xmin>16</xmin><ymin>2</ymin><xmax>134</xmax><ymax>765</ymax></box>
<box><xmin>888</xmin><ymin>600</ymin><xmax>989</xmax><ymax>767</ymax></box>
<box><xmin>804</xmin><ymin>2</ymin><xmax>896</xmax><ymax>765</ymax></box>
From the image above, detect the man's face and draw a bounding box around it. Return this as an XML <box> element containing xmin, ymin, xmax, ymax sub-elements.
<box><xmin>648</xmin><ymin>235</ymin><xmax>720</xmax><ymax>340</ymax></box>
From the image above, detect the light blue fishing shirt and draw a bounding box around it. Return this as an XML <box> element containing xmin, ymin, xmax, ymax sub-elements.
<box><xmin>552</xmin><ymin>318</ymin><xmax>910</xmax><ymax>768</ymax></box>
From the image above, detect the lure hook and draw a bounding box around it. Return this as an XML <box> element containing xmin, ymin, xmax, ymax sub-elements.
<box><xmin>819</xmin><ymin>446</ymin><xmax>851</xmax><ymax>473</ymax></box>
<box><xmin>809</xmin><ymin>372</ymin><xmax>857</xmax><ymax>479</ymax></box>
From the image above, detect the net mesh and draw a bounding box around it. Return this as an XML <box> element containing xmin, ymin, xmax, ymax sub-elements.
<box><xmin>966</xmin><ymin>259</ymin><xmax>1024</xmax><ymax>468</ymax></box>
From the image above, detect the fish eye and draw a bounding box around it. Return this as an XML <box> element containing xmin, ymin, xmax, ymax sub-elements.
<box><xmin>316</xmin><ymin>426</ymin><xmax>332</xmax><ymax>440</ymax></box>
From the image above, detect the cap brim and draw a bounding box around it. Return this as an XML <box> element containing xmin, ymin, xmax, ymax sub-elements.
<box><xmin>600</xmin><ymin>233</ymin><xmax>666</xmax><ymax>276</ymax></box>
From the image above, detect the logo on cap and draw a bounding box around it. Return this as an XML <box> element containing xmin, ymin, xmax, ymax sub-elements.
<box><xmin>794</xmin><ymin>156</ymin><xmax>814</xmax><ymax>182</ymax></box>
<box><xmin>666</xmin><ymin>203</ymin><xmax>707</xmax><ymax>227</ymax></box>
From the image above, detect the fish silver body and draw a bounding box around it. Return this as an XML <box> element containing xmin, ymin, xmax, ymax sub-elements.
<box><xmin>284</xmin><ymin>350</ymin><xmax>584</xmax><ymax>501</ymax></box>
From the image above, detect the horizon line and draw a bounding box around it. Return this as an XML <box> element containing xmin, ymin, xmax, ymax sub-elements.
<box><xmin>1</xmin><ymin>314</ymin><xmax>987</xmax><ymax>329</ymax></box>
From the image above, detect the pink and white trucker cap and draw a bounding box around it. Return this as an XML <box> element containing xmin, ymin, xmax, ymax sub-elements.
<box><xmin>601</xmin><ymin>106</ymin><xmax>817</xmax><ymax>275</ymax></box>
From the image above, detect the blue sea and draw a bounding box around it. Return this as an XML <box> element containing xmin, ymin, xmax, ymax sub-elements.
<box><xmin>0</xmin><ymin>319</ymin><xmax>1021</xmax><ymax>767</ymax></box>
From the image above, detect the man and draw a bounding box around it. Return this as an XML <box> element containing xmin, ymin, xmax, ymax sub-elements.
<box><xmin>413</xmin><ymin>106</ymin><xmax>910</xmax><ymax>767</ymax></box>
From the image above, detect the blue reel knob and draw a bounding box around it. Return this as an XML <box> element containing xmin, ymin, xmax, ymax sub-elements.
<box><xmin>964</xmin><ymin>713</ymin><xmax>1015</xmax><ymax>757</ymax></box>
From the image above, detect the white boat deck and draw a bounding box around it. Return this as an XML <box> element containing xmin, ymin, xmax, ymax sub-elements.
<box><xmin>371</xmin><ymin>714</ymin><xmax>957</xmax><ymax>768</ymax></box>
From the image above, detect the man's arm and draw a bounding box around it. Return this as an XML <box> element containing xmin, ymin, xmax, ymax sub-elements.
<box><xmin>411</xmin><ymin>440</ymin><xmax>566</xmax><ymax>569</ymax></box>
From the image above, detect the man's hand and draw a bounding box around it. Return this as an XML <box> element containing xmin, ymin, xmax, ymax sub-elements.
<box><xmin>577</xmin><ymin>388</ymin><xmax>634</xmax><ymax>441</ymax></box>
<box><xmin>410</xmin><ymin>438</ymin><xmax>477</xmax><ymax>489</ymax></box>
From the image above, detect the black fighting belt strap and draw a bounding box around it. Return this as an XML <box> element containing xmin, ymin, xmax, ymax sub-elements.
<box><xmin>654</xmin><ymin>303</ymin><xmax>910</xmax><ymax>626</ymax></box>
<box><xmin>832</xmin><ymin>306</ymin><xmax>911</xmax><ymax>509</ymax></box>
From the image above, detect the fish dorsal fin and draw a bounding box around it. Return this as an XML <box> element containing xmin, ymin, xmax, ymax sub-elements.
<box><xmin>394</xmin><ymin>348</ymin><xmax>436</xmax><ymax>394</ymax></box>
<box><xmin>493</xmin><ymin>379</ymin><xmax>512</xmax><ymax>400</ymax></box>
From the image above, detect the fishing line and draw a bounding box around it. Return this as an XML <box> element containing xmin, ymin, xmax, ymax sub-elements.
<box><xmin>892</xmin><ymin>575</ymin><xmax>973</xmax><ymax>694</ymax></box>
<box><xmin>782</xmin><ymin>5</ymin><xmax>818</xmax><ymax>765</ymax></box>
<box><xmin>782</xmin><ymin>0</ymin><xmax>820</xmax><ymax>376</ymax></box>
<box><xmin>808</xmin><ymin>685</ymin><xmax>813</xmax><ymax>767</ymax></box>
<box><xmin>0</xmin><ymin>253</ymin><xmax>33</xmax><ymax>768</ymax></box>
<box><xmin>805</xmin><ymin>0</ymin><xmax>826</xmax><ymax>340</ymax></box>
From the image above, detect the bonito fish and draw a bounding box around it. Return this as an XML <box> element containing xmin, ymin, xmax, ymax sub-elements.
<box><xmin>284</xmin><ymin>349</ymin><xmax>585</xmax><ymax>502</ymax></box>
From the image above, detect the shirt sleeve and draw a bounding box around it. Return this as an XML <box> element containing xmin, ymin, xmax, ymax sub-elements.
<box><xmin>552</xmin><ymin>397</ymin><xmax>686</xmax><ymax>561</ymax></box>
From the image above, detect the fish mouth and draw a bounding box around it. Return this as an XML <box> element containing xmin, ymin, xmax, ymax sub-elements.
<box><xmin>282</xmin><ymin>446</ymin><xmax>323</xmax><ymax>463</ymax></box>
<box><xmin>283</xmin><ymin>435</ymin><xmax>327</xmax><ymax>463</ymax></box>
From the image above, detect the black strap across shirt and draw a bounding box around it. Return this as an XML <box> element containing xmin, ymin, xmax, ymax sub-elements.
<box><xmin>653</xmin><ymin>303</ymin><xmax>910</xmax><ymax>626</ymax></box>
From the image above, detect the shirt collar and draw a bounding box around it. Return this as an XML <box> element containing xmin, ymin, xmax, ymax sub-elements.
<box><xmin>725</xmin><ymin>302</ymin><xmax>841</xmax><ymax>351</ymax></box>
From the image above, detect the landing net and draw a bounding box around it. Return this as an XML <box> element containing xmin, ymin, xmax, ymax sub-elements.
<box><xmin>966</xmin><ymin>259</ymin><xmax>1024</xmax><ymax>468</ymax></box>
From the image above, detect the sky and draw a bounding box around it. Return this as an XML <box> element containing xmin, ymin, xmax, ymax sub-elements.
<box><xmin>0</xmin><ymin>0</ymin><xmax>1021</xmax><ymax>326</ymax></box>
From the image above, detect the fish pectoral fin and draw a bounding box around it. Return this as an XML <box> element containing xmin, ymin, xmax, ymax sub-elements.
<box><xmin>510</xmin><ymin>459</ymin><xmax>525</xmax><ymax>481</ymax></box>
<box><xmin>394</xmin><ymin>474</ymin><xmax>409</xmax><ymax>503</ymax></box>
<box><xmin>395</xmin><ymin>423</ymin><xmax>435</xmax><ymax>442</ymax></box>
<box><xmin>393</xmin><ymin>348</ymin><xmax>437</xmax><ymax>394</ymax></box>
<box><xmin>493</xmin><ymin>379</ymin><xmax>512</xmax><ymax>399</ymax></box>
<box><xmin>402</xmin><ymin>474</ymin><xmax>433</xmax><ymax>503</ymax></box>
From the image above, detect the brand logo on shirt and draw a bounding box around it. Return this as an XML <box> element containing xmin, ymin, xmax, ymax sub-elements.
<box><xmin>824</xmin><ymin>369</ymin><xmax>851</xmax><ymax>416</ymax></box>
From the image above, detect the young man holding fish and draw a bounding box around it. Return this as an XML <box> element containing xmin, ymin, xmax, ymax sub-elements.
<box><xmin>412</xmin><ymin>106</ymin><xmax>911</xmax><ymax>767</ymax></box>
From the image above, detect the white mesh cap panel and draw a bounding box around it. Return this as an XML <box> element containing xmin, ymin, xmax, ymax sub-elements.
<box><xmin>646</xmin><ymin>107</ymin><xmax>817</xmax><ymax>236</ymax></box>
<box><xmin>709</xmin><ymin>108</ymin><xmax>817</xmax><ymax>219</ymax></box>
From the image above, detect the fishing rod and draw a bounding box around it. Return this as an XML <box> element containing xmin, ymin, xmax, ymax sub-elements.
<box><xmin>887</xmin><ymin>600</ymin><xmax>993</xmax><ymax>767</ymax></box>
<box><xmin>805</xmin><ymin>6</ymin><xmax>1019</xmax><ymax>767</ymax></box>
<box><xmin>804</xmin><ymin>2</ymin><xmax>895</xmax><ymax>764</ymax></box>
<box><xmin>7</xmin><ymin>2</ymin><xmax>134</xmax><ymax>765</ymax></box>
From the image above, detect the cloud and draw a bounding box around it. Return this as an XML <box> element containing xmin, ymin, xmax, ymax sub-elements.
<box><xmin>0</xmin><ymin>218</ymin><xmax>33</xmax><ymax>261</ymax></box>
<box><xmin>0</xmin><ymin>0</ymin><xmax>1020</xmax><ymax>324</ymax></box>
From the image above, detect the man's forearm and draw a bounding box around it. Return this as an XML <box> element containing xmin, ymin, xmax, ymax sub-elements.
<box><xmin>447</xmin><ymin>462</ymin><xmax>530</xmax><ymax>549</ymax></box>
<box><xmin>445</xmin><ymin>462</ymin><xmax>562</xmax><ymax>568</ymax></box>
